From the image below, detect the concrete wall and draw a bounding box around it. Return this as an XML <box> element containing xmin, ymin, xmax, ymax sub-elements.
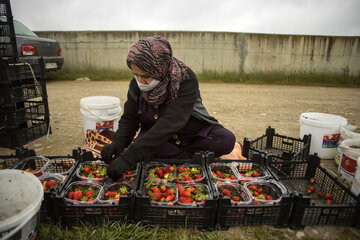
<box><xmin>35</xmin><ymin>31</ymin><xmax>360</xmax><ymax>76</ymax></box>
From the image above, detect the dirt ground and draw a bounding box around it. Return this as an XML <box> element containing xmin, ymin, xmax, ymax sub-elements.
<box><xmin>1</xmin><ymin>80</ymin><xmax>360</xmax><ymax>239</ymax></box>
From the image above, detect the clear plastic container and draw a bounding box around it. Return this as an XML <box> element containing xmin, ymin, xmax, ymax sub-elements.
<box><xmin>43</xmin><ymin>157</ymin><xmax>76</xmax><ymax>177</ymax></box>
<box><xmin>216</xmin><ymin>182</ymin><xmax>252</xmax><ymax>205</ymax></box>
<box><xmin>14</xmin><ymin>156</ymin><xmax>51</xmax><ymax>177</ymax></box>
<box><xmin>38</xmin><ymin>174</ymin><xmax>66</xmax><ymax>192</ymax></box>
<box><xmin>176</xmin><ymin>163</ymin><xmax>205</xmax><ymax>184</ymax></box>
<box><xmin>177</xmin><ymin>183</ymin><xmax>211</xmax><ymax>206</ymax></box>
<box><xmin>235</xmin><ymin>162</ymin><xmax>271</xmax><ymax>184</ymax></box>
<box><xmin>76</xmin><ymin>161</ymin><xmax>108</xmax><ymax>184</ymax></box>
<box><xmin>209</xmin><ymin>162</ymin><xmax>239</xmax><ymax>183</ymax></box>
<box><xmin>143</xmin><ymin>182</ymin><xmax>177</xmax><ymax>206</ymax></box>
<box><xmin>98</xmin><ymin>182</ymin><xmax>132</xmax><ymax>204</ymax></box>
<box><xmin>244</xmin><ymin>181</ymin><xmax>284</xmax><ymax>205</ymax></box>
<box><xmin>63</xmin><ymin>181</ymin><xmax>102</xmax><ymax>205</ymax></box>
<box><xmin>144</xmin><ymin>162</ymin><xmax>176</xmax><ymax>184</ymax></box>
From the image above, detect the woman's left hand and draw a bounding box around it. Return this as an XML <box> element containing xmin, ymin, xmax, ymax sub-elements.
<box><xmin>107</xmin><ymin>156</ymin><xmax>133</xmax><ymax>180</ymax></box>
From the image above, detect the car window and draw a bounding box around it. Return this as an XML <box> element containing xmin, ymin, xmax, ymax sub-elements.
<box><xmin>13</xmin><ymin>19</ymin><xmax>38</xmax><ymax>37</ymax></box>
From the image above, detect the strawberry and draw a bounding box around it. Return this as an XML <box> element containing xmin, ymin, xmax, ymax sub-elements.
<box><xmin>84</xmin><ymin>165</ymin><xmax>91</xmax><ymax>174</ymax></box>
<box><xmin>114</xmin><ymin>194</ymin><xmax>120</xmax><ymax>200</ymax></box>
<box><xmin>160</xmin><ymin>185</ymin><xmax>167</xmax><ymax>192</ymax></box>
<box><xmin>73</xmin><ymin>191</ymin><xmax>83</xmax><ymax>201</ymax></box>
<box><xmin>178</xmin><ymin>167</ymin><xmax>185</xmax><ymax>173</ymax></box>
<box><xmin>166</xmin><ymin>188</ymin><xmax>174</xmax><ymax>195</ymax></box>
<box><xmin>257</xmin><ymin>188</ymin><xmax>263</xmax><ymax>194</ymax></box>
<box><xmin>318</xmin><ymin>192</ymin><xmax>323</xmax><ymax>197</ymax></box>
<box><xmin>155</xmin><ymin>169</ymin><xmax>163</xmax><ymax>178</ymax></box>
<box><xmin>167</xmin><ymin>166</ymin><xmax>174</xmax><ymax>172</ymax></box>
<box><xmin>151</xmin><ymin>186</ymin><xmax>159</xmax><ymax>192</ymax></box>
<box><xmin>325</xmin><ymin>193</ymin><xmax>332</xmax><ymax>199</ymax></box>
<box><xmin>266</xmin><ymin>195</ymin><xmax>273</xmax><ymax>200</ymax></box>
<box><xmin>45</xmin><ymin>180</ymin><xmax>58</xmax><ymax>190</ymax></box>
<box><xmin>232</xmin><ymin>196</ymin><xmax>240</xmax><ymax>201</ymax></box>
<box><xmin>309</xmin><ymin>177</ymin><xmax>316</xmax><ymax>183</ymax></box>
<box><xmin>166</xmin><ymin>195</ymin><xmax>175</xmax><ymax>202</ymax></box>
<box><xmin>253</xmin><ymin>191</ymin><xmax>259</xmax><ymax>197</ymax></box>
<box><xmin>252</xmin><ymin>171</ymin><xmax>260</xmax><ymax>177</ymax></box>
<box><xmin>68</xmin><ymin>192</ymin><xmax>74</xmax><ymax>199</ymax></box>
<box><xmin>222</xmin><ymin>189</ymin><xmax>231</xmax><ymax>197</ymax></box>
<box><xmin>86</xmin><ymin>191</ymin><xmax>94</xmax><ymax>198</ymax></box>
<box><xmin>163</xmin><ymin>173</ymin><xmax>170</xmax><ymax>179</ymax></box>
<box><xmin>307</xmin><ymin>189</ymin><xmax>313</xmax><ymax>195</ymax></box>
<box><xmin>248</xmin><ymin>185</ymin><xmax>256</xmax><ymax>191</ymax></box>
<box><xmin>310</xmin><ymin>186</ymin><xmax>316</xmax><ymax>192</ymax></box>
<box><xmin>325</xmin><ymin>199</ymin><xmax>332</xmax><ymax>205</ymax></box>
<box><xmin>153</xmin><ymin>191</ymin><xmax>163</xmax><ymax>201</ymax></box>
<box><xmin>181</xmin><ymin>190</ymin><xmax>191</xmax><ymax>197</ymax></box>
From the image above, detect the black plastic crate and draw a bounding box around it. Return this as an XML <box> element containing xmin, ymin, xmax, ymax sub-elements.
<box><xmin>0</xmin><ymin>60</ymin><xmax>43</xmax><ymax>83</ymax></box>
<box><xmin>0</xmin><ymin>147</ymin><xmax>36</xmax><ymax>169</ymax></box>
<box><xmin>0</xmin><ymin>118</ymin><xmax>50</xmax><ymax>148</ymax></box>
<box><xmin>51</xmin><ymin>150</ymin><xmax>139</xmax><ymax>226</ymax></box>
<box><xmin>0</xmin><ymin>0</ymin><xmax>13</xmax><ymax>17</ymax></box>
<box><xmin>0</xmin><ymin>0</ymin><xmax>17</xmax><ymax>58</ymax></box>
<box><xmin>206</xmin><ymin>152</ymin><xmax>292</xmax><ymax>229</ymax></box>
<box><xmin>266</xmin><ymin>154</ymin><xmax>360</xmax><ymax>229</ymax></box>
<box><xmin>0</xmin><ymin>81</ymin><xmax>47</xmax><ymax>105</ymax></box>
<box><xmin>1</xmin><ymin>100</ymin><xmax>49</xmax><ymax>127</ymax></box>
<box><xmin>136</xmin><ymin>153</ymin><xmax>217</xmax><ymax>231</ymax></box>
<box><xmin>243</xmin><ymin>126</ymin><xmax>311</xmax><ymax>161</ymax></box>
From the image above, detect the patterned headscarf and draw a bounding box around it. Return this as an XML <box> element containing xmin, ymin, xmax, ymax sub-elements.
<box><xmin>126</xmin><ymin>36</ymin><xmax>188</xmax><ymax>106</ymax></box>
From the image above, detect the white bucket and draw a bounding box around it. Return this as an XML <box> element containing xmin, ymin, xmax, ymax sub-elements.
<box><xmin>351</xmin><ymin>156</ymin><xmax>360</xmax><ymax>197</ymax></box>
<box><xmin>80</xmin><ymin>96</ymin><xmax>122</xmax><ymax>137</ymax></box>
<box><xmin>299</xmin><ymin>112</ymin><xmax>347</xmax><ymax>159</ymax></box>
<box><xmin>0</xmin><ymin>169</ymin><xmax>44</xmax><ymax>240</ymax></box>
<box><xmin>335</xmin><ymin>124</ymin><xmax>360</xmax><ymax>165</ymax></box>
<box><xmin>338</xmin><ymin>138</ymin><xmax>360</xmax><ymax>184</ymax></box>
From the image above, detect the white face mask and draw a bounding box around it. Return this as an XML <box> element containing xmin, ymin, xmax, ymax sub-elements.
<box><xmin>135</xmin><ymin>76</ymin><xmax>160</xmax><ymax>92</ymax></box>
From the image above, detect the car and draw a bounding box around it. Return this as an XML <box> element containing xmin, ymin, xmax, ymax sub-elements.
<box><xmin>0</xmin><ymin>16</ymin><xmax>64</xmax><ymax>71</ymax></box>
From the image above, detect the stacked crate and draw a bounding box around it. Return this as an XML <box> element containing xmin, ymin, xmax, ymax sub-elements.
<box><xmin>0</xmin><ymin>0</ymin><xmax>50</xmax><ymax>148</ymax></box>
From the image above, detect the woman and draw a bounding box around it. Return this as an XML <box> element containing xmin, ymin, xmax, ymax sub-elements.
<box><xmin>102</xmin><ymin>36</ymin><xmax>237</xmax><ymax>179</ymax></box>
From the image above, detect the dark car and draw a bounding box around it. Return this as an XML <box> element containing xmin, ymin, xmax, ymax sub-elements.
<box><xmin>0</xmin><ymin>16</ymin><xmax>64</xmax><ymax>71</ymax></box>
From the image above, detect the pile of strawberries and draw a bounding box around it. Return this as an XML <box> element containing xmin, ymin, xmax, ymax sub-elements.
<box><xmin>146</xmin><ymin>184</ymin><xmax>176</xmax><ymax>203</ymax></box>
<box><xmin>104</xmin><ymin>185</ymin><xmax>130</xmax><ymax>201</ymax></box>
<box><xmin>176</xmin><ymin>166</ymin><xmax>203</xmax><ymax>183</ymax></box>
<box><xmin>307</xmin><ymin>177</ymin><xmax>333</xmax><ymax>205</ymax></box>
<box><xmin>121</xmin><ymin>168</ymin><xmax>137</xmax><ymax>183</ymax></box>
<box><xmin>177</xmin><ymin>184</ymin><xmax>209</xmax><ymax>205</ymax></box>
<box><xmin>218</xmin><ymin>184</ymin><xmax>244</xmax><ymax>203</ymax></box>
<box><xmin>239</xmin><ymin>168</ymin><xmax>262</xmax><ymax>178</ymax></box>
<box><xmin>247</xmin><ymin>184</ymin><xmax>275</xmax><ymax>204</ymax></box>
<box><xmin>79</xmin><ymin>163</ymin><xmax>107</xmax><ymax>181</ymax></box>
<box><xmin>24</xmin><ymin>167</ymin><xmax>41</xmax><ymax>175</ymax></box>
<box><xmin>41</xmin><ymin>179</ymin><xmax>61</xmax><ymax>191</ymax></box>
<box><xmin>147</xmin><ymin>165</ymin><xmax>175</xmax><ymax>182</ymax></box>
<box><xmin>211</xmin><ymin>165</ymin><xmax>237</xmax><ymax>182</ymax></box>
<box><xmin>66</xmin><ymin>184</ymin><xmax>100</xmax><ymax>203</ymax></box>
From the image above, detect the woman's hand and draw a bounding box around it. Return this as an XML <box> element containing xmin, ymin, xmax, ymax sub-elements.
<box><xmin>101</xmin><ymin>142</ymin><xmax>123</xmax><ymax>164</ymax></box>
<box><xmin>107</xmin><ymin>156</ymin><xmax>133</xmax><ymax>180</ymax></box>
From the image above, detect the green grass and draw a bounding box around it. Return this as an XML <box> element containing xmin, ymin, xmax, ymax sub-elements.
<box><xmin>37</xmin><ymin>221</ymin><xmax>231</xmax><ymax>240</ymax></box>
<box><xmin>46</xmin><ymin>68</ymin><xmax>360</xmax><ymax>87</ymax></box>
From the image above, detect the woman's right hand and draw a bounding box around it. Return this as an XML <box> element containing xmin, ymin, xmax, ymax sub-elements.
<box><xmin>101</xmin><ymin>142</ymin><xmax>123</xmax><ymax>164</ymax></box>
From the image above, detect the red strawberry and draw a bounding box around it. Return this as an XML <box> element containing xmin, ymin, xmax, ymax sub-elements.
<box><xmin>248</xmin><ymin>185</ymin><xmax>256</xmax><ymax>191</ymax></box>
<box><xmin>307</xmin><ymin>189</ymin><xmax>313</xmax><ymax>195</ymax></box>
<box><xmin>325</xmin><ymin>199</ymin><xmax>332</xmax><ymax>205</ymax></box>
<box><xmin>318</xmin><ymin>192</ymin><xmax>323</xmax><ymax>197</ymax></box>
<box><xmin>253</xmin><ymin>191</ymin><xmax>259</xmax><ymax>197</ymax></box>
<box><xmin>195</xmin><ymin>174</ymin><xmax>202</xmax><ymax>180</ymax></box>
<box><xmin>68</xmin><ymin>192</ymin><xmax>74</xmax><ymax>199</ymax></box>
<box><xmin>252</xmin><ymin>171</ymin><xmax>260</xmax><ymax>177</ymax></box>
<box><xmin>160</xmin><ymin>185</ymin><xmax>167</xmax><ymax>192</ymax></box>
<box><xmin>84</xmin><ymin>165</ymin><xmax>91</xmax><ymax>174</ymax></box>
<box><xmin>45</xmin><ymin>180</ymin><xmax>58</xmax><ymax>190</ymax></box>
<box><xmin>222</xmin><ymin>189</ymin><xmax>231</xmax><ymax>197</ymax></box>
<box><xmin>309</xmin><ymin>177</ymin><xmax>316</xmax><ymax>183</ymax></box>
<box><xmin>181</xmin><ymin>190</ymin><xmax>191</xmax><ymax>197</ymax></box>
<box><xmin>166</xmin><ymin>195</ymin><xmax>175</xmax><ymax>202</ymax></box>
<box><xmin>167</xmin><ymin>166</ymin><xmax>174</xmax><ymax>172</ymax></box>
<box><xmin>166</xmin><ymin>188</ymin><xmax>174</xmax><ymax>195</ymax></box>
<box><xmin>257</xmin><ymin>188</ymin><xmax>263</xmax><ymax>194</ymax></box>
<box><xmin>232</xmin><ymin>196</ymin><xmax>240</xmax><ymax>201</ymax></box>
<box><xmin>73</xmin><ymin>191</ymin><xmax>83</xmax><ymax>201</ymax></box>
<box><xmin>86</xmin><ymin>191</ymin><xmax>94</xmax><ymax>198</ymax></box>
<box><xmin>155</xmin><ymin>169</ymin><xmax>163</xmax><ymax>178</ymax></box>
<box><xmin>163</xmin><ymin>173</ymin><xmax>170</xmax><ymax>179</ymax></box>
<box><xmin>153</xmin><ymin>191</ymin><xmax>162</xmax><ymax>201</ymax></box>
<box><xmin>178</xmin><ymin>167</ymin><xmax>185</xmax><ymax>173</ymax></box>
<box><xmin>150</xmin><ymin>186</ymin><xmax>159</xmax><ymax>192</ymax></box>
<box><xmin>325</xmin><ymin>193</ymin><xmax>332</xmax><ymax>199</ymax></box>
<box><xmin>310</xmin><ymin>186</ymin><xmax>316</xmax><ymax>192</ymax></box>
<box><xmin>266</xmin><ymin>195</ymin><xmax>273</xmax><ymax>200</ymax></box>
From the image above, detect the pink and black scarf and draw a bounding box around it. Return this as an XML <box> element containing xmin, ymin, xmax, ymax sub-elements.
<box><xmin>126</xmin><ymin>36</ymin><xmax>188</xmax><ymax>106</ymax></box>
